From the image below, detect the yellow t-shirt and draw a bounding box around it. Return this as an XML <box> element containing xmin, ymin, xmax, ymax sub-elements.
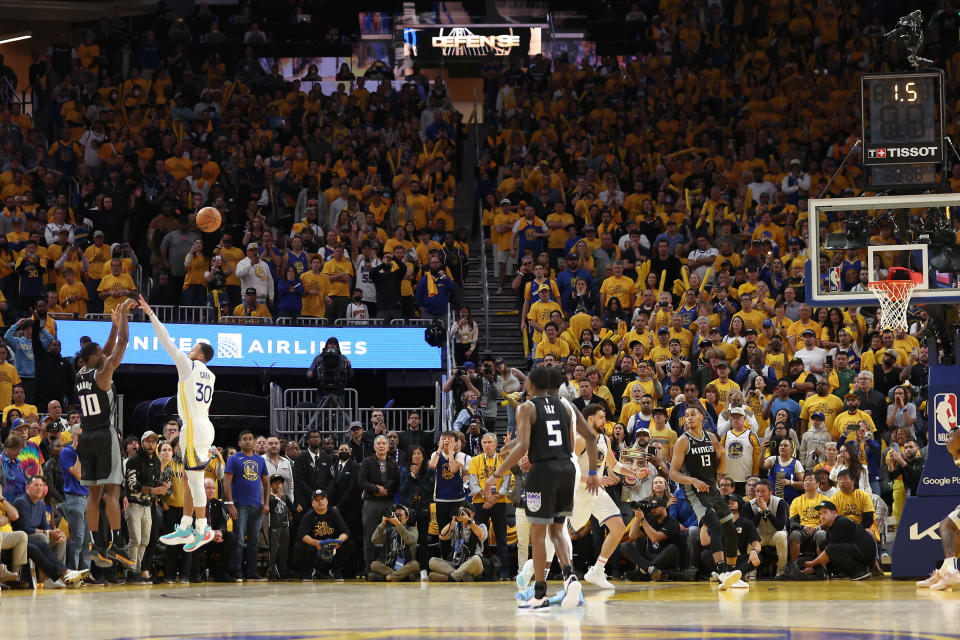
<box><xmin>183</xmin><ymin>255</ymin><xmax>209</xmax><ymax>288</ymax></box>
<box><xmin>799</xmin><ymin>393</ymin><xmax>844</xmax><ymax>436</ymax></box>
<box><xmin>0</xmin><ymin>362</ymin><xmax>21</xmax><ymax>409</ymax></box>
<box><xmin>622</xmin><ymin>378</ymin><xmax>660</xmax><ymax>401</ymax></box>
<box><xmin>830</xmin><ymin>409</ymin><xmax>876</xmax><ymax>439</ymax></box>
<box><xmin>97</xmin><ymin>273</ymin><xmax>136</xmax><ymax>313</ymax></box>
<box><xmin>789</xmin><ymin>492</ymin><xmax>827</xmax><ymax>527</ymax></box>
<box><xmin>648</xmin><ymin>423</ymin><xmax>678</xmax><ymax>458</ymax></box>
<box><xmin>322</xmin><ymin>257</ymin><xmax>354</xmax><ymax>298</ymax></box>
<box><xmin>3</xmin><ymin>402</ymin><xmax>38</xmax><ymax>422</ymax></box>
<box><xmin>712</xmin><ymin>379</ymin><xmax>741</xmax><ymax>413</ymax></box>
<box><xmin>300</xmin><ymin>271</ymin><xmax>331</xmax><ymax>318</ymax></box>
<box><xmin>216</xmin><ymin>246</ymin><xmax>245</xmax><ymax>286</ymax></box>
<box><xmin>831</xmin><ymin>488</ymin><xmax>876</xmax><ymax>530</ymax></box>
<box><xmin>535</xmin><ymin>338</ymin><xmax>570</xmax><ymax>360</ymax></box>
<box><xmin>600</xmin><ymin>275</ymin><xmax>634</xmax><ymax>308</ymax></box>
<box><xmin>527</xmin><ymin>300</ymin><xmax>562</xmax><ymax>345</ymax></box>
<box><xmin>232</xmin><ymin>302</ymin><xmax>271</xmax><ymax>318</ymax></box>
<box><xmin>59</xmin><ymin>281</ymin><xmax>88</xmax><ymax>317</ymax></box>
<box><xmin>84</xmin><ymin>244</ymin><xmax>111</xmax><ymax>279</ymax></box>
<box><xmin>468</xmin><ymin>453</ymin><xmax>507</xmax><ymax>504</ymax></box>
<box><xmin>732</xmin><ymin>308</ymin><xmax>769</xmax><ymax>332</ymax></box>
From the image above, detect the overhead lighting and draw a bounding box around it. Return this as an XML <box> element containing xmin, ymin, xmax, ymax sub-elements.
<box><xmin>0</xmin><ymin>32</ymin><xmax>31</xmax><ymax>46</ymax></box>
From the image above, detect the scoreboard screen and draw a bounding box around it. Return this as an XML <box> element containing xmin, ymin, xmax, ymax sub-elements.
<box><xmin>861</xmin><ymin>71</ymin><xmax>944</xmax><ymax>166</ymax></box>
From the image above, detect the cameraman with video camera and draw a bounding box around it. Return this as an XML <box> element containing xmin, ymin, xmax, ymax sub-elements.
<box><xmin>619</xmin><ymin>496</ymin><xmax>685</xmax><ymax>581</ymax></box>
<box><xmin>367</xmin><ymin>504</ymin><xmax>420</xmax><ymax>582</ymax></box>
<box><xmin>307</xmin><ymin>336</ymin><xmax>352</xmax><ymax>406</ymax></box>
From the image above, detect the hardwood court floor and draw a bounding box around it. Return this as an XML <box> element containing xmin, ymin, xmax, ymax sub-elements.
<box><xmin>2</xmin><ymin>579</ymin><xmax>958</xmax><ymax>639</ymax></box>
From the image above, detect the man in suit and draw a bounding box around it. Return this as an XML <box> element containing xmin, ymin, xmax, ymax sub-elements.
<box><xmin>293</xmin><ymin>430</ymin><xmax>333</xmax><ymax>514</ymax></box>
<box><xmin>194</xmin><ymin>477</ymin><xmax>235</xmax><ymax>581</ymax></box>
<box><xmin>329</xmin><ymin>442</ymin><xmax>362</xmax><ymax>577</ymax></box>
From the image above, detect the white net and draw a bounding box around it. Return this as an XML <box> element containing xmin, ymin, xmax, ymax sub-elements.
<box><xmin>868</xmin><ymin>280</ymin><xmax>920</xmax><ymax>334</ymax></box>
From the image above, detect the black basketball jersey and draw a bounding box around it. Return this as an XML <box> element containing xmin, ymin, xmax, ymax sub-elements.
<box><xmin>681</xmin><ymin>430</ymin><xmax>718</xmax><ymax>485</ymax></box>
<box><xmin>76</xmin><ymin>367</ymin><xmax>114</xmax><ymax>431</ymax></box>
<box><xmin>527</xmin><ymin>395</ymin><xmax>573</xmax><ymax>463</ymax></box>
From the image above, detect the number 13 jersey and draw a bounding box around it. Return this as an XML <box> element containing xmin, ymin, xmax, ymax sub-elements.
<box><xmin>681</xmin><ymin>430</ymin><xmax>718</xmax><ymax>486</ymax></box>
<box><xmin>528</xmin><ymin>394</ymin><xmax>574</xmax><ymax>463</ymax></box>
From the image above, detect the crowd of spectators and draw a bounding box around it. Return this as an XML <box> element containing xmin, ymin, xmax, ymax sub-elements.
<box><xmin>0</xmin><ymin>1</ymin><xmax>950</xmax><ymax>589</ymax></box>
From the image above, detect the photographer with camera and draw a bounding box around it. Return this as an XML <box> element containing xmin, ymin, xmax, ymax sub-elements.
<box><xmin>619</xmin><ymin>496</ymin><xmax>684</xmax><ymax>581</ymax></box>
<box><xmin>367</xmin><ymin>504</ymin><xmax>420</xmax><ymax>582</ymax></box>
<box><xmin>306</xmin><ymin>337</ymin><xmax>352</xmax><ymax>407</ymax></box>
<box><xmin>427</xmin><ymin>503</ymin><xmax>488</xmax><ymax>582</ymax></box>
<box><xmin>442</xmin><ymin>361</ymin><xmax>480</xmax><ymax>415</ymax></box>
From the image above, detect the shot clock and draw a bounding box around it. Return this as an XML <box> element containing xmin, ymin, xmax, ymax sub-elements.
<box><xmin>861</xmin><ymin>71</ymin><xmax>944</xmax><ymax>167</ymax></box>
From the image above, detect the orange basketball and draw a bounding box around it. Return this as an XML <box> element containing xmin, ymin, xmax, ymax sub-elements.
<box><xmin>195</xmin><ymin>207</ymin><xmax>222</xmax><ymax>233</ymax></box>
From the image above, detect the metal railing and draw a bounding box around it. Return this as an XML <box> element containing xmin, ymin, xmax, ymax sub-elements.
<box><xmin>219</xmin><ymin>315</ymin><xmax>272</xmax><ymax>325</ymax></box>
<box><xmin>179</xmin><ymin>306</ymin><xmax>211</xmax><ymax>323</ymax></box>
<box><xmin>49</xmin><ymin>312</ymin><xmax>75</xmax><ymax>321</ymax></box>
<box><xmin>473</xmin><ymin>85</ymin><xmax>491</xmax><ymax>354</ymax></box>
<box><xmin>333</xmin><ymin>318</ymin><xmax>384</xmax><ymax>326</ymax></box>
<box><xmin>275</xmin><ymin>317</ymin><xmax>329</xmax><ymax>326</ymax></box>
<box><xmin>269</xmin><ymin>384</ymin><xmax>440</xmax><ymax>440</ymax></box>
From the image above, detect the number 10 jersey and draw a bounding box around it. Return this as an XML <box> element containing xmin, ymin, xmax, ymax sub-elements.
<box><xmin>76</xmin><ymin>367</ymin><xmax>114</xmax><ymax>431</ymax></box>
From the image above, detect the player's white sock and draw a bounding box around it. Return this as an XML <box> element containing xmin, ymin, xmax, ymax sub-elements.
<box><xmin>179</xmin><ymin>515</ymin><xmax>193</xmax><ymax>530</ymax></box>
<box><xmin>195</xmin><ymin>518</ymin><xmax>208</xmax><ymax>532</ymax></box>
<box><xmin>596</xmin><ymin>555</ymin><xmax>608</xmax><ymax>569</ymax></box>
<box><xmin>944</xmin><ymin>557</ymin><xmax>957</xmax><ymax>572</ymax></box>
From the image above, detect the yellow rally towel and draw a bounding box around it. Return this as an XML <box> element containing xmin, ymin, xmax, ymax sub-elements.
<box><xmin>427</xmin><ymin>272</ymin><xmax>439</xmax><ymax>297</ymax></box>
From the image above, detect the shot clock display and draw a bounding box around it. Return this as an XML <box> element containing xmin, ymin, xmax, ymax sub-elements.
<box><xmin>861</xmin><ymin>71</ymin><xmax>944</xmax><ymax>168</ymax></box>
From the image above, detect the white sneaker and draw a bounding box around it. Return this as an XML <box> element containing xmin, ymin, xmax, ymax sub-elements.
<box><xmin>917</xmin><ymin>569</ymin><xmax>942</xmax><ymax>588</ymax></box>
<box><xmin>931</xmin><ymin>568</ymin><xmax>960</xmax><ymax>591</ymax></box>
<box><xmin>420</xmin><ymin>569</ymin><xmax>428</xmax><ymax>581</ymax></box>
<box><xmin>62</xmin><ymin>569</ymin><xmax>89</xmax><ymax>585</ymax></box>
<box><xmin>560</xmin><ymin>575</ymin><xmax>582</xmax><ymax>609</ymax></box>
<box><xmin>717</xmin><ymin>570</ymin><xmax>742</xmax><ymax>591</ymax></box>
<box><xmin>731</xmin><ymin>579</ymin><xmax>750</xmax><ymax>589</ymax></box>
<box><xmin>516</xmin><ymin>559</ymin><xmax>534</xmax><ymax>589</ymax></box>
<box><xmin>584</xmin><ymin>564</ymin><xmax>615</xmax><ymax>590</ymax></box>
<box><xmin>44</xmin><ymin>578</ymin><xmax>66</xmax><ymax>589</ymax></box>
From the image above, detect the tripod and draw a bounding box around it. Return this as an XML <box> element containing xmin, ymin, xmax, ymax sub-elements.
<box><xmin>302</xmin><ymin>389</ymin><xmax>351</xmax><ymax>434</ymax></box>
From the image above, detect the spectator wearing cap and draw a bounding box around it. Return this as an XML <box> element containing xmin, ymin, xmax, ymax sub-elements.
<box><xmin>710</xmin><ymin>360</ymin><xmax>740</xmax><ymax>414</ymax></box>
<box><xmin>781</xmin><ymin>159</ymin><xmax>811</xmax><ymax>206</ymax></box>
<box><xmin>794</xmin><ymin>327</ymin><xmax>827</xmax><ymax>376</ymax></box>
<box><xmin>358</xmin><ymin>434</ymin><xmax>401</xmax><ymax>570</ymax></box>
<box><xmin>719</xmin><ymin>405</ymin><xmax>762</xmax><ymax>495</ymax></box>
<box><xmin>235</xmin><ymin>242</ymin><xmax>275</xmax><ymax>308</ymax></box>
<box><xmin>803</xmin><ymin>500</ymin><xmax>875</xmax><ymax>580</ymax></box>
<box><xmin>124</xmin><ymin>430</ymin><xmax>166</xmax><ymax>582</ymax></box>
<box><xmin>785</xmin><ymin>304</ymin><xmax>820</xmax><ymax>353</ymax></box>
<box><xmin>267</xmin><ymin>473</ymin><xmax>294</xmax><ymax>580</ymax></box>
<box><xmin>799</xmin><ymin>411</ymin><xmax>833</xmax><ymax>469</ymax></box>
<box><xmin>415</xmin><ymin>253</ymin><xmax>457</xmax><ymax>322</ymax></box>
<box><xmin>294</xmin><ymin>489</ymin><xmax>351</xmax><ymax>581</ymax></box>
<box><xmin>1</xmin><ymin>433</ymin><xmax>26</xmax><ymax>500</ymax></box>
<box><xmin>344</xmin><ymin>420</ymin><xmax>372</xmax><ymax>464</ymax></box>
<box><xmin>232</xmin><ymin>287</ymin><xmax>271</xmax><ymax>320</ymax></box>
<box><xmin>619</xmin><ymin>495</ymin><xmax>685</xmax><ymax>581</ymax></box>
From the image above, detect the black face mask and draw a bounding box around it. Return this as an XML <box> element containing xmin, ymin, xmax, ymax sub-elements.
<box><xmin>338</xmin><ymin>450</ymin><xmax>350</xmax><ymax>461</ymax></box>
<box><xmin>353</xmin><ymin>297</ymin><xmax>362</xmax><ymax>303</ymax></box>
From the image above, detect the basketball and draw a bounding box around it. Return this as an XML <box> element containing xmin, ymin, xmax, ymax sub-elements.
<box><xmin>195</xmin><ymin>207</ymin><xmax>221</xmax><ymax>233</ymax></box>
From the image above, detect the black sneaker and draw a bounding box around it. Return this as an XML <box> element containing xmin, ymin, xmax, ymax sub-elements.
<box><xmin>90</xmin><ymin>544</ymin><xmax>113</xmax><ymax>568</ymax></box>
<box><xmin>850</xmin><ymin>569</ymin><xmax>871</xmax><ymax>581</ymax></box>
<box><xmin>101</xmin><ymin>571</ymin><xmax>125</xmax><ymax>585</ymax></box>
<box><xmin>106</xmin><ymin>543</ymin><xmax>136</xmax><ymax>568</ymax></box>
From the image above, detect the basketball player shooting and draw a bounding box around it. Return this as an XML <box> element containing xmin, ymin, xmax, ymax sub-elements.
<box><xmin>669</xmin><ymin>405</ymin><xmax>743</xmax><ymax>590</ymax></box>
<box><xmin>487</xmin><ymin>367</ymin><xmax>600</xmax><ymax>610</ymax></box>
<box><xmin>77</xmin><ymin>297</ymin><xmax>137</xmax><ymax>568</ymax></box>
<box><xmin>917</xmin><ymin>427</ymin><xmax>960</xmax><ymax>591</ymax></box>
<box><xmin>139</xmin><ymin>295</ymin><xmax>218</xmax><ymax>552</ymax></box>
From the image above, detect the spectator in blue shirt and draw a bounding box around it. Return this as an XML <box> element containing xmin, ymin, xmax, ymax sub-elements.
<box><xmin>556</xmin><ymin>257</ymin><xmax>594</xmax><ymax>312</ymax></box>
<box><xmin>224</xmin><ymin>431</ymin><xmax>269</xmax><ymax>581</ymax></box>
<box><xmin>764</xmin><ymin>379</ymin><xmax>802</xmax><ymax>427</ymax></box>
<box><xmin>415</xmin><ymin>255</ymin><xmax>457</xmax><ymax>321</ymax></box>
<box><xmin>59</xmin><ymin>424</ymin><xmax>90</xmax><ymax>570</ymax></box>
<box><xmin>4</xmin><ymin>316</ymin><xmax>53</xmax><ymax>402</ymax></box>
<box><xmin>2</xmin><ymin>433</ymin><xmax>26</xmax><ymax>501</ymax></box>
<box><xmin>12</xmin><ymin>475</ymin><xmax>85</xmax><ymax>587</ymax></box>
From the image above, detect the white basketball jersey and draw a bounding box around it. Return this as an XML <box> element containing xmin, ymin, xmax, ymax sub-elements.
<box><xmin>178</xmin><ymin>360</ymin><xmax>216</xmax><ymax>423</ymax></box>
<box><xmin>577</xmin><ymin>431</ymin><xmax>608</xmax><ymax>477</ymax></box>
<box><xmin>722</xmin><ymin>427</ymin><xmax>756</xmax><ymax>482</ymax></box>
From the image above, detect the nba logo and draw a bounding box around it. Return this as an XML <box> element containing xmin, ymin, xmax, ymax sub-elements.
<box><xmin>828</xmin><ymin>266</ymin><xmax>841</xmax><ymax>292</ymax></box>
<box><xmin>216</xmin><ymin>333</ymin><xmax>243</xmax><ymax>359</ymax></box>
<box><xmin>934</xmin><ymin>393</ymin><xmax>958</xmax><ymax>445</ymax></box>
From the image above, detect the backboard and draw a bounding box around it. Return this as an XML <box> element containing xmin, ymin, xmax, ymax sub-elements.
<box><xmin>806</xmin><ymin>193</ymin><xmax>960</xmax><ymax>307</ymax></box>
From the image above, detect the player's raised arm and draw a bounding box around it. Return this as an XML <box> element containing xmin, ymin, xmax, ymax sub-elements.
<box><xmin>96</xmin><ymin>298</ymin><xmax>136</xmax><ymax>390</ymax></box>
<box><xmin>489</xmin><ymin>402</ymin><xmax>532</xmax><ymax>491</ymax></box>
<box><xmin>139</xmin><ymin>294</ymin><xmax>192</xmax><ymax>378</ymax></box>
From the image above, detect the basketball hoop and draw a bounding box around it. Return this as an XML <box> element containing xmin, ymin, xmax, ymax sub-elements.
<box><xmin>868</xmin><ymin>279</ymin><xmax>920</xmax><ymax>334</ymax></box>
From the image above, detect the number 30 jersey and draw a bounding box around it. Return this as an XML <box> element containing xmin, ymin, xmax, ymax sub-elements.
<box><xmin>76</xmin><ymin>367</ymin><xmax>115</xmax><ymax>431</ymax></box>
<box><xmin>179</xmin><ymin>360</ymin><xmax>216</xmax><ymax>424</ymax></box>
<box><xmin>528</xmin><ymin>394</ymin><xmax>574</xmax><ymax>463</ymax></box>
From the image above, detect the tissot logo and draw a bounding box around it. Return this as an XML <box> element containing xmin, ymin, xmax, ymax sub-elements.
<box><xmin>868</xmin><ymin>146</ymin><xmax>937</xmax><ymax>159</ymax></box>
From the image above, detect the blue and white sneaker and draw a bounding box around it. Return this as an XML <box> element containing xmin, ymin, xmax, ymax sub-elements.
<box><xmin>183</xmin><ymin>526</ymin><xmax>214</xmax><ymax>553</ymax></box>
<box><xmin>515</xmin><ymin>585</ymin><xmax>535</xmax><ymax>602</ymax></box>
<box><xmin>516</xmin><ymin>559</ymin><xmax>534</xmax><ymax>589</ymax></box>
<box><xmin>517</xmin><ymin>594</ymin><xmax>551</xmax><ymax>610</ymax></box>
<box><xmin>159</xmin><ymin>525</ymin><xmax>195</xmax><ymax>546</ymax></box>
<box><xmin>547</xmin><ymin>588</ymin><xmax>583</xmax><ymax>607</ymax></box>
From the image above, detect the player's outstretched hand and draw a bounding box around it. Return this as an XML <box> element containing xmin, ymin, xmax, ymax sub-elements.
<box><xmin>120</xmin><ymin>297</ymin><xmax>137</xmax><ymax>314</ymax></box>
<box><xmin>585</xmin><ymin>474</ymin><xmax>601</xmax><ymax>495</ymax></box>
<box><xmin>138</xmin><ymin>294</ymin><xmax>152</xmax><ymax>316</ymax></box>
<box><xmin>483</xmin><ymin>475</ymin><xmax>498</xmax><ymax>494</ymax></box>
